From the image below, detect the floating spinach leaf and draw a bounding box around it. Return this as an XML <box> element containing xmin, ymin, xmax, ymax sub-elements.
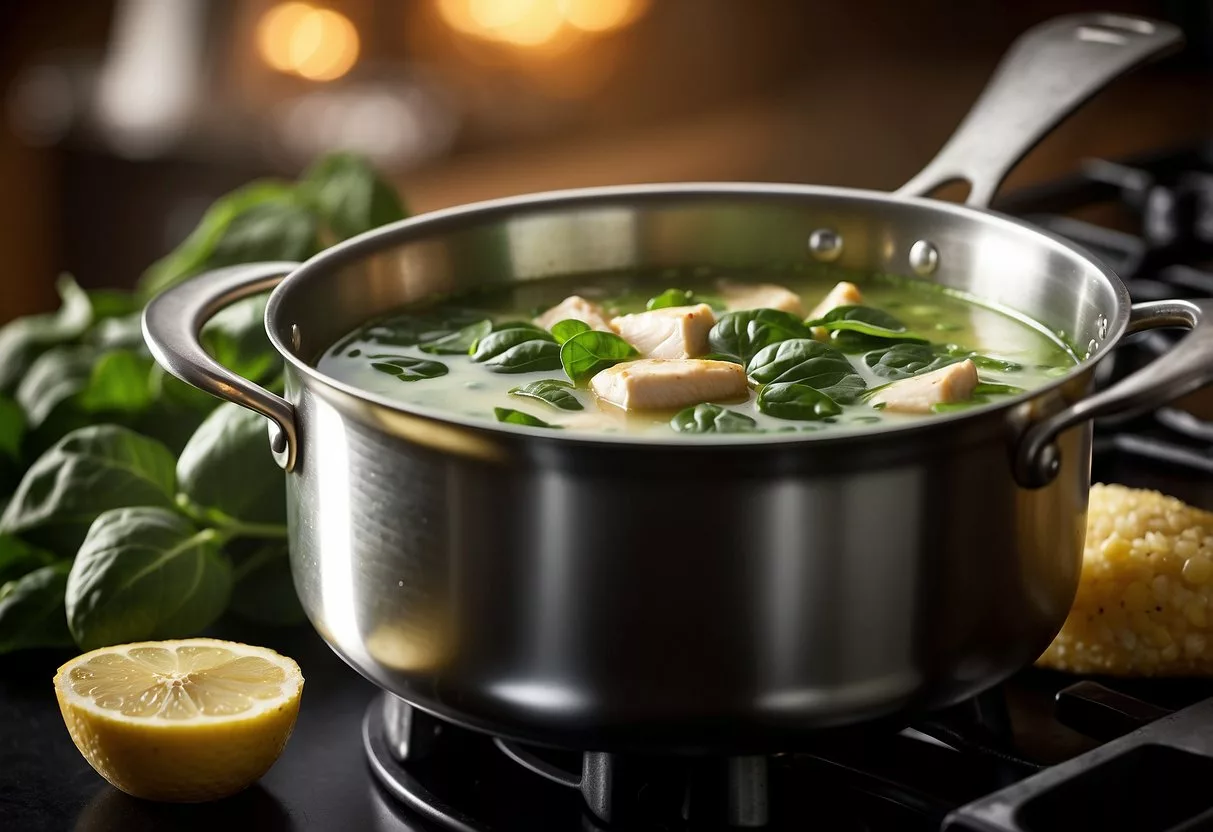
<box><xmin>139</xmin><ymin>182</ymin><xmax>321</xmax><ymax>299</ymax></box>
<box><xmin>0</xmin><ymin>396</ymin><xmax>24</xmax><ymax>462</ymax></box>
<box><xmin>973</xmin><ymin>381</ymin><xmax>1025</xmax><ymax>396</ymax></box>
<box><xmin>471</xmin><ymin>327</ymin><xmax>556</xmax><ymax>362</ymax></box>
<box><xmin>228</xmin><ymin>540</ymin><xmax>304</xmax><ymax>625</ymax></box>
<box><xmin>932</xmin><ymin>401</ymin><xmax>986</xmax><ymax>414</ymax></box>
<box><xmin>0</xmin><ymin>535</ymin><xmax>55</xmax><ymax>587</ymax></box>
<box><xmin>0</xmin><ymin>275</ymin><xmax>92</xmax><ymax>395</ymax></box>
<box><xmin>418</xmin><ymin>320</ymin><xmax>491</xmax><ymax>355</ymax></box>
<box><xmin>493</xmin><ymin>408</ymin><xmax>561</xmax><ymax>429</ymax></box>
<box><xmin>78</xmin><ymin>350</ymin><xmax>155</xmax><ymax>414</ymax></box>
<box><xmin>485</xmin><ymin>340</ymin><xmax>562</xmax><ymax>374</ymax></box>
<box><xmin>370</xmin><ymin>356</ymin><xmax>450</xmax><ymax>382</ymax></box>
<box><xmin>177</xmin><ymin>403</ymin><xmax>285</xmax><ymax>526</ymax></box>
<box><xmin>806</xmin><ymin>305</ymin><xmax>911</xmax><ymax>336</ymax></box>
<box><xmin>864</xmin><ymin>343</ymin><xmax>963</xmax><ymax>381</ymax></box>
<box><xmin>0</xmin><ymin>425</ymin><xmax>177</xmax><ymax>557</ymax></box>
<box><xmin>0</xmin><ymin>562</ymin><xmax>73</xmax><ymax>654</ymax></box>
<box><xmin>746</xmin><ymin>339</ymin><xmax>866</xmax><ymax>403</ymax></box>
<box><xmin>671</xmin><ymin>403</ymin><xmax>760</xmax><ymax>433</ymax></box>
<box><xmin>303</xmin><ymin>152</ymin><xmax>409</xmax><ymax>242</ymax></box>
<box><xmin>550</xmin><ymin>319</ymin><xmax>590</xmax><ymax>344</ymax></box>
<box><xmin>646</xmin><ymin>288</ymin><xmax>697</xmax><ymax>310</ymax></box>
<box><xmin>509</xmin><ymin>379</ymin><xmax>583</xmax><ymax>411</ymax></box>
<box><xmin>354</xmin><ymin>308</ymin><xmax>488</xmax><ymax>350</ymax></box>
<box><xmin>969</xmin><ymin>355</ymin><xmax>1024</xmax><ymax>372</ymax></box>
<box><xmin>66</xmin><ymin>507</ymin><xmax>231</xmax><ymax>650</ymax></box>
<box><xmin>757</xmin><ymin>383</ymin><xmax>843</xmax><ymax>421</ymax></box>
<box><xmin>708</xmin><ymin>309</ymin><xmax>810</xmax><ymax>364</ymax></box>
<box><xmin>560</xmin><ymin>330</ymin><xmax>640</xmax><ymax>384</ymax></box>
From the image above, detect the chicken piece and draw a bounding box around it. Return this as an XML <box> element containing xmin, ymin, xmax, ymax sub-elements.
<box><xmin>610</xmin><ymin>304</ymin><xmax>715</xmax><ymax>359</ymax></box>
<box><xmin>591</xmin><ymin>359</ymin><xmax>748</xmax><ymax>411</ymax></box>
<box><xmin>534</xmin><ymin>295</ymin><xmax>612</xmax><ymax>332</ymax></box>
<box><xmin>807</xmin><ymin>281</ymin><xmax>865</xmax><ymax>321</ymax></box>
<box><xmin>718</xmin><ymin>281</ymin><xmax>804</xmax><ymax>316</ymax></box>
<box><xmin>868</xmin><ymin>360</ymin><xmax>978</xmax><ymax>414</ymax></box>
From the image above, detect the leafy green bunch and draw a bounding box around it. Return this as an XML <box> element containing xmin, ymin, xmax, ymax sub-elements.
<box><xmin>0</xmin><ymin>153</ymin><xmax>407</xmax><ymax>653</ymax></box>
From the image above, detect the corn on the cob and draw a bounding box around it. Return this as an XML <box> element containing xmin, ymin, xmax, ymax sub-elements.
<box><xmin>1037</xmin><ymin>483</ymin><xmax>1213</xmax><ymax>676</ymax></box>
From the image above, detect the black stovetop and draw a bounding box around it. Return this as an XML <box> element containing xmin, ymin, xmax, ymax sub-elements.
<box><xmin>6</xmin><ymin>143</ymin><xmax>1213</xmax><ymax>832</ymax></box>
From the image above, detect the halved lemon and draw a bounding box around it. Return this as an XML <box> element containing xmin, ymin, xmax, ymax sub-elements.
<box><xmin>53</xmin><ymin>638</ymin><xmax>304</xmax><ymax>802</ymax></box>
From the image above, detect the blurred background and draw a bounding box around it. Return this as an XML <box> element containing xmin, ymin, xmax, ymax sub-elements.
<box><xmin>1</xmin><ymin>0</ymin><xmax>1210</xmax><ymax>324</ymax></box>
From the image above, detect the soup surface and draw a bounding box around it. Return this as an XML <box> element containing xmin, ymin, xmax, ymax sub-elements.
<box><xmin>316</xmin><ymin>271</ymin><xmax>1076</xmax><ymax>439</ymax></box>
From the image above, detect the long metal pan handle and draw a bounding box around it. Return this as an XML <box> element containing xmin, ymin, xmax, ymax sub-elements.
<box><xmin>142</xmin><ymin>262</ymin><xmax>300</xmax><ymax>472</ymax></box>
<box><xmin>896</xmin><ymin>13</ymin><xmax>1182</xmax><ymax>208</ymax></box>
<box><xmin>1016</xmin><ymin>299</ymin><xmax>1213</xmax><ymax>488</ymax></box>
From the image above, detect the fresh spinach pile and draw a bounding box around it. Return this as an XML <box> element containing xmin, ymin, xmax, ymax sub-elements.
<box><xmin>0</xmin><ymin>153</ymin><xmax>407</xmax><ymax>654</ymax></box>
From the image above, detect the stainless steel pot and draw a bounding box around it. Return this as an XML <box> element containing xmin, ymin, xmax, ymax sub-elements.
<box><xmin>144</xmin><ymin>14</ymin><xmax>1213</xmax><ymax>753</ymax></box>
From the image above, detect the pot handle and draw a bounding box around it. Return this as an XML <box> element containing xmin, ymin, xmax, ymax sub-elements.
<box><xmin>142</xmin><ymin>262</ymin><xmax>301</xmax><ymax>472</ymax></box>
<box><xmin>895</xmin><ymin>13</ymin><xmax>1182</xmax><ymax>208</ymax></box>
<box><xmin>1016</xmin><ymin>299</ymin><xmax>1213</xmax><ymax>489</ymax></box>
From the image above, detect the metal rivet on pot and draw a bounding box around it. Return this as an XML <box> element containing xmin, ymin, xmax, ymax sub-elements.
<box><xmin>1087</xmin><ymin>339</ymin><xmax>1099</xmax><ymax>358</ymax></box>
<box><xmin>808</xmin><ymin>229</ymin><xmax>843</xmax><ymax>262</ymax></box>
<box><xmin>291</xmin><ymin>324</ymin><xmax>302</xmax><ymax>352</ymax></box>
<box><xmin>1097</xmin><ymin>314</ymin><xmax>1109</xmax><ymax>339</ymax></box>
<box><xmin>909</xmin><ymin>240</ymin><xmax>939</xmax><ymax>276</ymax></box>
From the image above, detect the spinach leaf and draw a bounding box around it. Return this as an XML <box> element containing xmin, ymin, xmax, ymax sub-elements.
<box><xmin>0</xmin><ymin>396</ymin><xmax>24</xmax><ymax>462</ymax></box>
<box><xmin>509</xmin><ymin>379</ymin><xmax>583</xmax><ymax>411</ymax></box>
<box><xmin>806</xmin><ymin>305</ymin><xmax>920</xmax><ymax>340</ymax></box>
<box><xmin>78</xmin><ymin>350</ymin><xmax>155</xmax><ymax>414</ymax></box>
<box><xmin>66</xmin><ymin>507</ymin><xmax>231</xmax><ymax>650</ymax></box>
<box><xmin>494</xmin><ymin>408</ymin><xmax>561</xmax><ymax>428</ymax></box>
<box><xmin>228</xmin><ymin>540</ymin><xmax>304</xmax><ymax>625</ymax></box>
<box><xmin>471</xmin><ymin>327</ymin><xmax>556</xmax><ymax>362</ymax></box>
<box><xmin>0</xmin><ymin>563</ymin><xmax>73</xmax><ymax>653</ymax></box>
<box><xmin>0</xmin><ymin>535</ymin><xmax>55</xmax><ymax>586</ymax></box>
<box><xmin>646</xmin><ymin>288</ymin><xmax>695</xmax><ymax>310</ymax></box>
<box><xmin>0</xmin><ymin>425</ymin><xmax>177</xmax><ymax>557</ymax></box>
<box><xmin>746</xmin><ymin>339</ymin><xmax>866</xmax><ymax>402</ymax></box>
<box><xmin>485</xmin><ymin>340</ymin><xmax>562</xmax><ymax>374</ymax></box>
<box><xmin>0</xmin><ymin>275</ymin><xmax>92</xmax><ymax>395</ymax></box>
<box><xmin>177</xmin><ymin>403</ymin><xmax>285</xmax><ymax>526</ymax></box>
<box><xmin>354</xmin><ymin>308</ymin><xmax>488</xmax><ymax>349</ymax></box>
<box><xmin>708</xmin><ymin>309</ymin><xmax>810</xmax><ymax>364</ymax></box>
<box><xmin>670</xmin><ymin>403</ymin><xmax>760</xmax><ymax>433</ymax></box>
<box><xmin>932</xmin><ymin>401</ymin><xmax>985</xmax><ymax>414</ymax></box>
<box><xmin>757</xmin><ymin>382</ymin><xmax>843</xmax><ymax>421</ymax></box>
<box><xmin>550</xmin><ymin>319</ymin><xmax>590</xmax><ymax>344</ymax></box>
<box><xmin>89</xmin><ymin>312</ymin><xmax>147</xmax><ymax>351</ymax></box>
<box><xmin>864</xmin><ymin>343</ymin><xmax>962</xmax><ymax>381</ymax></box>
<box><xmin>200</xmin><ymin>294</ymin><xmax>281</xmax><ymax>385</ymax></box>
<box><xmin>418</xmin><ymin>320</ymin><xmax>491</xmax><ymax>355</ymax></box>
<box><xmin>968</xmin><ymin>355</ymin><xmax>1024</xmax><ymax>373</ymax></box>
<box><xmin>138</xmin><ymin>181</ymin><xmax>321</xmax><ymax>299</ymax></box>
<box><xmin>15</xmin><ymin>346</ymin><xmax>95</xmax><ymax>430</ymax></box>
<box><xmin>303</xmin><ymin>152</ymin><xmax>408</xmax><ymax>241</ymax></box>
<box><xmin>370</xmin><ymin>356</ymin><xmax>449</xmax><ymax>382</ymax></box>
<box><xmin>973</xmin><ymin>381</ymin><xmax>1025</xmax><ymax>396</ymax></box>
<box><xmin>560</xmin><ymin>330</ymin><xmax>640</xmax><ymax>383</ymax></box>
<box><xmin>86</xmin><ymin>289</ymin><xmax>142</xmax><ymax>320</ymax></box>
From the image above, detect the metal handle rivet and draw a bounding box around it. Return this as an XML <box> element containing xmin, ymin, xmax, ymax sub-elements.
<box><xmin>291</xmin><ymin>324</ymin><xmax>302</xmax><ymax>352</ymax></box>
<box><xmin>807</xmin><ymin>229</ymin><xmax>843</xmax><ymax>262</ymax></box>
<box><xmin>909</xmin><ymin>240</ymin><xmax>940</xmax><ymax>276</ymax></box>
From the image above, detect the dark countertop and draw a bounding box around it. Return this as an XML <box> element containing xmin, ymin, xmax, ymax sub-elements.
<box><xmin>0</xmin><ymin>621</ymin><xmax>423</xmax><ymax>832</ymax></box>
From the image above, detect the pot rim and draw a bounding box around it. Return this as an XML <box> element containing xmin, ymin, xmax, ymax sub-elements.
<box><xmin>263</xmin><ymin>181</ymin><xmax>1132</xmax><ymax>448</ymax></box>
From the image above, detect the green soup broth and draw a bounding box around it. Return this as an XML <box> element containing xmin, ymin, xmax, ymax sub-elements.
<box><xmin>316</xmin><ymin>271</ymin><xmax>1076</xmax><ymax>438</ymax></box>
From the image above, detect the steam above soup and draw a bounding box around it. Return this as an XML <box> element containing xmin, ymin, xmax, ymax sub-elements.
<box><xmin>317</xmin><ymin>272</ymin><xmax>1075</xmax><ymax>438</ymax></box>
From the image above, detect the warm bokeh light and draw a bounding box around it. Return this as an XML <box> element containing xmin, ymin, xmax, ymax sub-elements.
<box><xmin>257</xmin><ymin>3</ymin><xmax>360</xmax><ymax>82</ymax></box>
<box><xmin>560</xmin><ymin>0</ymin><xmax>648</xmax><ymax>33</ymax></box>
<box><xmin>436</xmin><ymin>0</ymin><xmax>647</xmax><ymax>48</ymax></box>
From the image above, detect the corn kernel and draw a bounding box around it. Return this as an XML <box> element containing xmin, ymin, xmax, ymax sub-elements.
<box><xmin>1102</xmin><ymin>537</ymin><xmax>1131</xmax><ymax>562</ymax></box>
<box><xmin>1183</xmin><ymin>556</ymin><xmax>1213</xmax><ymax>585</ymax></box>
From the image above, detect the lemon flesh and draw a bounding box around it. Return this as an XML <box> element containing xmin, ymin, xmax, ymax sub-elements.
<box><xmin>54</xmin><ymin>638</ymin><xmax>304</xmax><ymax>802</ymax></box>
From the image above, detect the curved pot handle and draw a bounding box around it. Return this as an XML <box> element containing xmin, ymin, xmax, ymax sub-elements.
<box><xmin>1016</xmin><ymin>299</ymin><xmax>1213</xmax><ymax>489</ymax></box>
<box><xmin>142</xmin><ymin>262</ymin><xmax>301</xmax><ymax>472</ymax></box>
<box><xmin>896</xmin><ymin>13</ymin><xmax>1182</xmax><ymax>208</ymax></box>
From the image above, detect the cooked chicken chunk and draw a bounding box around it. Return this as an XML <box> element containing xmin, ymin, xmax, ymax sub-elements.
<box><xmin>591</xmin><ymin>359</ymin><xmax>748</xmax><ymax>411</ymax></box>
<box><xmin>807</xmin><ymin>281</ymin><xmax>865</xmax><ymax>321</ymax></box>
<box><xmin>610</xmin><ymin>304</ymin><xmax>715</xmax><ymax>359</ymax></box>
<box><xmin>868</xmin><ymin>359</ymin><xmax>978</xmax><ymax>414</ymax></box>
<box><xmin>718</xmin><ymin>281</ymin><xmax>804</xmax><ymax>316</ymax></box>
<box><xmin>534</xmin><ymin>295</ymin><xmax>612</xmax><ymax>332</ymax></box>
